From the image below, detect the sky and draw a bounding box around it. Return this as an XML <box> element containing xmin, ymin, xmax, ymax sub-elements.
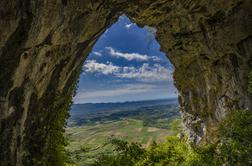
<box><xmin>73</xmin><ymin>15</ymin><xmax>178</xmax><ymax>104</ymax></box>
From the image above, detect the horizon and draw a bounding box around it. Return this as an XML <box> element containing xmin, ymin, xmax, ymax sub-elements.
<box><xmin>73</xmin><ymin>96</ymin><xmax>178</xmax><ymax>105</ymax></box>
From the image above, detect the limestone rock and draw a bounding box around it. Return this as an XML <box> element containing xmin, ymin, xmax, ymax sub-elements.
<box><xmin>0</xmin><ymin>0</ymin><xmax>251</xmax><ymax>165</ymax></box>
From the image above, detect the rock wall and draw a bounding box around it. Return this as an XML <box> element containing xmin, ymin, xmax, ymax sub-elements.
<box><xmin>0</xmin><ymin>0</ymin><xmax>251</xmax><ymax>165</ymax></box>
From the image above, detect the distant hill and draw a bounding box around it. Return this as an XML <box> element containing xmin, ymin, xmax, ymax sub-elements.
<box><xmin>71</xmin><ymin>98</ymin><xmax>178</xmax><ymax>115</ymax></box>
<box><xmin>68</xmin><ymin>98</ymin><xmax>179</xmax><ymax>127</ymax></box>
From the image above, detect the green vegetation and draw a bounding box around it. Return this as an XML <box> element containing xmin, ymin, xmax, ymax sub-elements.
<box><xmin>91</xmin><ymin>110</ymin><xmax>252</xmax><ymax>166</ymax></box>
<box><xmin>46</xmin><ymin>65</ymin><xmax>83</xmax><ymax>166</ymax></box>
<box><xmin>47</xmin><ymin>94</ymin><xmax>72</xmax><ymax>166</ymax></box>
<box><xmin>216</xmin><ymin>110</ymin><xmax>252</xmax><ymax>165</ymax></box>
<box><xmin>92</xmin><ymin>136</ymin><xmax>198</xmax><ymax>166</ymax></box>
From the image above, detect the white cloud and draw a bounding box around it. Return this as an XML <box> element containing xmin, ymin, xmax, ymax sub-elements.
<box><xmin>151</xmin><ymin>56</ymin><xmax>161</xmax><ymax>61</ymax></box>
<box><xmin>93</xmin><ymin>51</ymin><xmax>102</xmax><ymax>56</ymax></box>
<box><xmin>106</xmin><ymin>47</ymin><xmax>148</xmax><ymax>61</ymax></box>
<box><xmin>125</xmin><ymin>23</ymin><xmax>134</xmax><ymax>29</ymax></box>
<box><xmin>105</xmin><ymin>47</ymin><xmax>160</xmax><ymax>62</ymax></box>
<box><xmin>83</xmin><ymin>60</ymin><xmax>119</xmax><ymax>75</ymax></box>
<box><xmin>117</xmin><ymin>63</ymin><xmax>172</xmax><ymax>82</ymax></box>
<box><xmin>83</xmin><ymin>60</ymin><xmax>173</xmax><ymax>82</ymax></box>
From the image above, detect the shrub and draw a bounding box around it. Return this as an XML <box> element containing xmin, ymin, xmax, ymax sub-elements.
<box><xmin>92</xmin><ymin>138</ymin><xmax>146</xmax><ymax>166</ymax></box>
<box><xmin>218</xmin><ymin>110</ymin><xmax>252</xmax><ymax>165</ymax></box>
<box><xmin>136</xmin><ymin>136</ymin><xmax>197</xmax><ymax>166</ymax></box>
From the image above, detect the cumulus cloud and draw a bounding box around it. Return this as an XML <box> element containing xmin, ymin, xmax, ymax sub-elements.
<box><xmin>106</xmin><ymin>47</ymin><xmax>149</xmax><ymax>61</ymax></box>
<box><xmin>118</xmin><ymin>63</ymin><xmax>172</xmax><ymax>81</ymax></box>
<box><xmin>83</xmin><ymin>60</ymin><xmax>119</xmax><ymax>75</ymax></box>
<box><xmin>83</xmin><ymin>60</ymin><xmax>173</xmax><ymax>82</ymax></box>
<box><xmin>105</xmin><ymin>47</ymin><xmax>160</xmax><ymax>62</ymax></box>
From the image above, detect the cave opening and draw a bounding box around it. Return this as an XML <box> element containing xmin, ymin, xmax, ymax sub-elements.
<box><xmin>65</xmin><ymin>15</ymin><xmax>180</xmax><ymax>165</ymax></box>
<box><xmin>0</xmin><ymin>1</ymin><xmax>251</xmax><ymax>165</ymax></box>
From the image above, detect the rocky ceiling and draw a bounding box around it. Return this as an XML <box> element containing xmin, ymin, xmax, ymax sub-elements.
<box><xmin>0</xmin><ymin>0</ymin><xmax>251</xmax><ymax>165</ymax></box>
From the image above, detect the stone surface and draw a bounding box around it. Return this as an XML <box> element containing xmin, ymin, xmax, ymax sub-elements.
<box><xmin>0</xmin><ymin>0</ymin><xmax>251</xmax><ymax>165</ymax></box>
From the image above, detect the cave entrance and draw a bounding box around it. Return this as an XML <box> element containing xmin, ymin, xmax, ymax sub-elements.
<box><xmin>65</xmin><ymin>15</ymin><xmax>180</xmax><ymax>164</ymax></box>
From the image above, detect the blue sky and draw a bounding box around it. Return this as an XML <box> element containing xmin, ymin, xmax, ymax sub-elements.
<box><xmin>73</xmin><ymin>16</ymin><xmax>178</xmax><ymax>103</ymax></box>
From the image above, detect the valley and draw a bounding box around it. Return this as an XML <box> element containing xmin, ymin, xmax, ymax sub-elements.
<box><xmin>65</xmin><ymin>98</ymin><xmax>181</xmax><ymax>165</ymax></box>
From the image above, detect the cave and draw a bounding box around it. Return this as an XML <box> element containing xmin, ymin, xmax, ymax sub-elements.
<box><xmin>0</xmin><ymin>0</ymin><xmax>251</xmax><ymax>165</ymax></box>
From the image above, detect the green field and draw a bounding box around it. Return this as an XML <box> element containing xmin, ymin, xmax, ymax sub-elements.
<box><xmin>66</xmin><ymin>118</ymin><xmax>180</xmax><ymax>165</ymax></box>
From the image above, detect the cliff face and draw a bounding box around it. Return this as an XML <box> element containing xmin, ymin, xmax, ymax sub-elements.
<box><xmin>0</xmin><ymin>0</ymin><xmax>251</xmax><ymax>165</ymax></box>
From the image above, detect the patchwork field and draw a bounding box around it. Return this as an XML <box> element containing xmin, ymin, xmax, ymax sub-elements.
<box><xmin>65</xmin><ymin>99</ymin><xmax>181</xmax><ymax>165</ymax></box>
<box><xmin>66</xmin><ymin>118</ymin><xmax>179</xmax><ymax>165</ymax></box>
